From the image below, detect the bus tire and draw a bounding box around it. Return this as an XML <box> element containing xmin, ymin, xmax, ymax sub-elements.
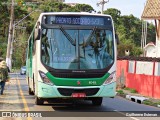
<box><xmin>35</xmin><ymin>96</ymin><xmax>44</xmax><ymax>105</ymax></box>
<box><xmin>91</xmin><ymin>97</ymin><xmax>103</xmax><ymax>106</ymax></box>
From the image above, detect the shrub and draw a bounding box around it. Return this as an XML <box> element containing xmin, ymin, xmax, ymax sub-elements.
<box><xmin>117</xmin><ymin>90</ymin><xmax>124</xmax><ymax>95</ymax></box>
<box><xmin>130</xmin><ymin>89</ymin><xmax>137</xmax><ymax>93</ymax></box>
<box><xmin>123</xmin><ymin>87</ymin><xmax>130</xmax><ymax>90</ymax></box>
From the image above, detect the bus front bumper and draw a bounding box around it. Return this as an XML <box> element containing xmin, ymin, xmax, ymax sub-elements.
<box><xmin>37</xmin><ymin>82</ymin><xmax>116</xmax><ymax>98</ymax></box>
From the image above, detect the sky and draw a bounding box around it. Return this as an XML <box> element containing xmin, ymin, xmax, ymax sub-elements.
<box><xmin>65</xmin><ymin>0</ymin><xmax>147</xmax><ymax>19</ymax></box>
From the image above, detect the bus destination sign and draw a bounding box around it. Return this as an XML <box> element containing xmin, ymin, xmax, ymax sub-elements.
<box><xmin>43</xmin><ymin>15</ymin><xmax>111</xmax><ymax>26</ymax></box>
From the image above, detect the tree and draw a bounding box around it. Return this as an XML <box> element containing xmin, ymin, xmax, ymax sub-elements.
<box><xmin>74</xmin><ymin>4</ymin><xmax>94</xmax><ymax>12</ymax></box>
<box><xmin>39</xmin><ymin>2</ymin><xmax>95</xmax><ymax>12</ymax></box>
<box><xmin>147</xmin><ymin>23</ymin><xmax>156</xmax><ymax>43</ymax></box>
<box><xmin>103</xmin><ymin>8</ymin><xmax>121</xmax><ymax>25</ymax></box>
<box><xmin>103</xmin><ymin>8</ymin><xmax>155</xmax><ymax>56</ymax></box>
<box><xmin>12</xmin><ymin>32</ymin><xmax>28</xmax><ymax>67</ymax></box>
<box><xmin>0</xmin><ymin>0</ymin><xmax>10</xmax><ymax>57</ymax></box>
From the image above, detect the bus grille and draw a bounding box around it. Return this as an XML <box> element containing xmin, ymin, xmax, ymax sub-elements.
<box><xmin>57</xmin><ymin>88</ymin><xmax>100</xmax><ymax>96</ymax></box>
<box><xmin>50</xmin><ymin>73</ymin><xmax>105</xmax><ymax>78</ymax></box>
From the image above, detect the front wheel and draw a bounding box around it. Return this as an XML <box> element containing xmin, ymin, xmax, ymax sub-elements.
<box><xmin>35</xmin><ymin>96</ymin><xmax>44</xmax><ymax>105</ymax></box>
<box><xmin>91</xmin><ymin>97</ymin><xmax>103</xmax><ymax>106</ymax></box>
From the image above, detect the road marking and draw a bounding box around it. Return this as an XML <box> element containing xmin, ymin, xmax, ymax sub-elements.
<box><xmin>113</xmin><ymin>110</ymin><xmax>140</xmax><ymax>120</ymax></box>
<box><xmin>17</xmin><ymin>78</ymin><xmax>32</xmax><ymax>120</ymax></box>
<box><xmin>130</xmin><ymin>117</ymin><xmax>140</xmax><ymax>120</ymax></box>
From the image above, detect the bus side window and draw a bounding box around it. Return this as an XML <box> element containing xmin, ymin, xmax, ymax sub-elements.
<box><xmin>33</xmin><ymin>31</ymin><xmax>36</xmax><ymax>55</ymax></box>
<box><xmin>33</xmin><ymin>22</ymin><xmax>40</xmax><ymax>55</ymax></box>
<box><xmin>30</xmin><ymin>33</ymin><xmax>35</xmax><ymax>55</ymax></box>
<box><xmin>28</xmin><ymin>38</ymin><xmax>31</xmax><ymax>59</ymax></box>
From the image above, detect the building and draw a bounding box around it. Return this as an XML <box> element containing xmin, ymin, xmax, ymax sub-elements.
<box><xmin>144</xmin><ymin>42</ymin><xmax>156</xmax><ymax>57</ymax></box>
<box><xmin>141</xmin><ymin>0</ymin><xmax>160</xmax><ymax>57</ymax></box>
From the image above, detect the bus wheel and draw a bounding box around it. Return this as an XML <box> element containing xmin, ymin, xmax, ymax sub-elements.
<box><xmin>29</xmin><ymin>87</ymin><xmax>34</xmax><ymax>95</ymax></box>
<box><xmin>35</xmin><ymin>96</ymin><xmax>44</xmax><ymax>105</ymax></box>
<box><xmin>91</xmin><ymin>97</ymin><xmax>103</xmax><ymax>106</ymax></box>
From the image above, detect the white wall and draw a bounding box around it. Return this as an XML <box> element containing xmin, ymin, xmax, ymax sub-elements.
<box><xmin>128</xmin><ymin>61</ymin><xmax>135</xmax><ymax>73</ymax></box>
<box><xmin>145</xmin><ymin>46</ymin><xmax>156</xmax><ymax>57</ymax></box>
<box><xmin>156</xmin><ymin>38</ymin><xmax>160</xmax><ymax>57</ymax></box>
<box><xmin>128</xmin><ymin>61</ymin><xmax>160</xmax><ymax>76</ymax></box>
<box><xmin>136</xmin><ymin>61</ymin><xmax>154</xmax><ymax>75</ymax></box>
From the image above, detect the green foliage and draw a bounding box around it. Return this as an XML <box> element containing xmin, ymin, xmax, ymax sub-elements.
<box><xmin>123</xmin><ymin>87</ymin><xmax>138</xmax><ymax>93</ymax></box>
<box><xmin>116</xmin><ymin>90</ymin><xmax>124</xmax><ymax>95</ymax></box>
<box><xmin>131</xmin><ymin>46</ymin><xmax>142</xmax><ymax>56</ymax></box>
<box><xmin>0</xmin><ymin>0</ymin><xmax>10</xmax><ymax>57</ymax></box>
<box><xmin>103</xmin><ymin>8</ymin><xmax>121</xmax><ymax>24</ymax></box>
<box><xmin>74</xmin><ymin>4</ymin><xmax>94</xmax><ymax>12</ymax></box>
<box><xmin>147</xmin><ymin>23</ymin><xmax>156</xmax><ymax>43</ymax></box>
<box><xmin>130</xmin><ymin>89</ymin><xmax>137</xmax><ymax>93</ymax></box>
<box><xmin>142</xmin><ymin>100</ymin><xmax>157</xmax><ymax>106</ymax></box>
<box><xmin>104</xmin><ymin>8</ymin><xmax>156</xmax><ymax>57</ymax></box>
<box><xmin>0</xmin><ymin>38</ymin><xmax>7</xmax><ymax>58</ymax></box>
<box><xmin>39</xmin><ymin>2</ymin><xmax>94</xmax><ymax>12</ymax></box>
<box><xmin>123</xmin><ymin>87</ymin><xmax>130</xmax><ymax>90</ymax></box>
<box><xmin>12</xmin><ymin>32</ymin><xmax>28</xmax><ymax>68</ymax></box>
<box><xmin>39</xmin><ymin>2</ymin><xmax>69</xmax><ymax>12</ymax></box>
<box><xmin>117</xmin><ymin>40</ymin><xmax>134</xmax><ymax>56</ymax></box>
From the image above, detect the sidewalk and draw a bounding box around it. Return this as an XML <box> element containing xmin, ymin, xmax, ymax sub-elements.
<box><xmin>0</xmin><ymin>78</ymin><xmax>23</xmax><ymax>111</ymax></box>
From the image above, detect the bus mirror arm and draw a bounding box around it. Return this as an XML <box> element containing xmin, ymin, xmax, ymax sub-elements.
<box><xmin>115</xmin><ymin>34</ymin><xmax>119</xmax><ymax>45</ymax></box>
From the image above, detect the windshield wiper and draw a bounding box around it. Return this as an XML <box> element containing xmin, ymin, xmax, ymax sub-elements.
<box><xmin>84</xmin><ymin>27</ymin><xmax>97</xmax><ymax>46</ymax></box>
<box><xmin>60</xmin><ymin>26</ymin><xmax>76</xmax><ymax>46</ymax></box>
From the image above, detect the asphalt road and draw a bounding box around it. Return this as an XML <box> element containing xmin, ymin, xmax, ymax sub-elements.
<box><xmin>7</xmin><ymin>73</ymin><xmax>160</xmax><ymax>120</ymax></box>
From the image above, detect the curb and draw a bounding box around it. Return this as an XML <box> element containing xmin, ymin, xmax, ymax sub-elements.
<box><xmin>126</xmin><ymin>95</ymin><xmax>149</xmax><ymax>104</ymax></box>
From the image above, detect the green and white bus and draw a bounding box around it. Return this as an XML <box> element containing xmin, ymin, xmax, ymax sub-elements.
<box><xmin>26</xmin><ymin>12</ymin><xmax>117</xmax><ymax>105</ymax></box>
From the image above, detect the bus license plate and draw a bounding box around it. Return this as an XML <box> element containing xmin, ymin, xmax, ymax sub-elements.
<box><xmin>72</xmin><ymin>93</ymin><xmax>86</xmax><ymax>98</ymax></box>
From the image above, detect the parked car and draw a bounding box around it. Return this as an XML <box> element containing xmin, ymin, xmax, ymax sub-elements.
<box><xmin>20</xmin><ymin>66</ymin><xmax>26</xmax><ymax>75</ymax></box>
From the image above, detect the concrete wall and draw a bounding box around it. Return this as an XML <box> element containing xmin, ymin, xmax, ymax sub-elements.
<box><xmin>117</xmin><ymin>60</ymin><xmax>160</xmax><ymax>99</ymax></box>
<box><xmin>145</xmin><ymin>46</ymin><xmax>156</xmax><ymax>57</ymax></box>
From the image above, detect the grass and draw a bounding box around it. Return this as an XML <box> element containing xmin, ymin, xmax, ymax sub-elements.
<box><xmin>123</xmin><ymin>87</ymin><xmax>137</xmax><ymax>93</ymax></box>
<box><xmin>116</xmin><ymin>90</ymin><xmax>124</xmax><ymax>95</ymax></box>
<box><xmin>142</xmin><ymin>100</ymin><xmax>159</xmax><ymax>107</ymax></box>
<box><xmin>123</xmin><ymin>87</ymin><xmax>130</xmax><ymax>90</ymax></box>
<box><xmin>130</xmin><ymin>89</ymin><xmax>137</xmax><ymax>93</ymax></box>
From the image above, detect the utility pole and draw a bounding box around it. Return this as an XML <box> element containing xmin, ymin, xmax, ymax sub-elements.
<box><xmin>6</xmin><ymin>0</ymin><xmax>14</xmax><ymax>71</ymax></box>
<box><xmin>97</xmin><ymin>0</ymin><xmax>109</xmax><ymax>14</ymax></box>
<box><xmin>6</xmin><ymin>0</ymin><xmax>41</xmax><ymax>70</ymax></box>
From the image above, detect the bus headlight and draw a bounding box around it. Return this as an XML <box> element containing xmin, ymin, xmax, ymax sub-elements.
<box><xmin>103</xmin><ymin>72</ymin><xmax>116</xmax><ymax>85</ymax></box>
<box><xmin>39</xmin><ymin>71</ymin><xmax>54</xmax><ymax>86</ymax></box>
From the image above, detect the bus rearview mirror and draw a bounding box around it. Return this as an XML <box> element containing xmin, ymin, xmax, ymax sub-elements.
<box><xmin>115</xmin><ymin>34</ymin><xmax>119</xmax><ymax>45</ymax></box>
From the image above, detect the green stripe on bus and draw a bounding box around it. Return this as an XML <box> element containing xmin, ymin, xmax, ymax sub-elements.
<box><xmin>46</xmin><ymin>72</ymin><xmax>110</xmax><ymax>86</ymax></box>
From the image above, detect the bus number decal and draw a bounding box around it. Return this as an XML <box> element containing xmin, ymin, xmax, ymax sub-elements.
<box><xmin>89</xmin><ymin>81</ymin><xmax>97</xmax><ymax>85</ymax></box>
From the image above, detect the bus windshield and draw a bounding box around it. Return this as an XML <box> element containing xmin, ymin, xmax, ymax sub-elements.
<box><xmin>41</xmin><ymin>26</ymin><xmax>114</xmax><ymax>70</ymax></box>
